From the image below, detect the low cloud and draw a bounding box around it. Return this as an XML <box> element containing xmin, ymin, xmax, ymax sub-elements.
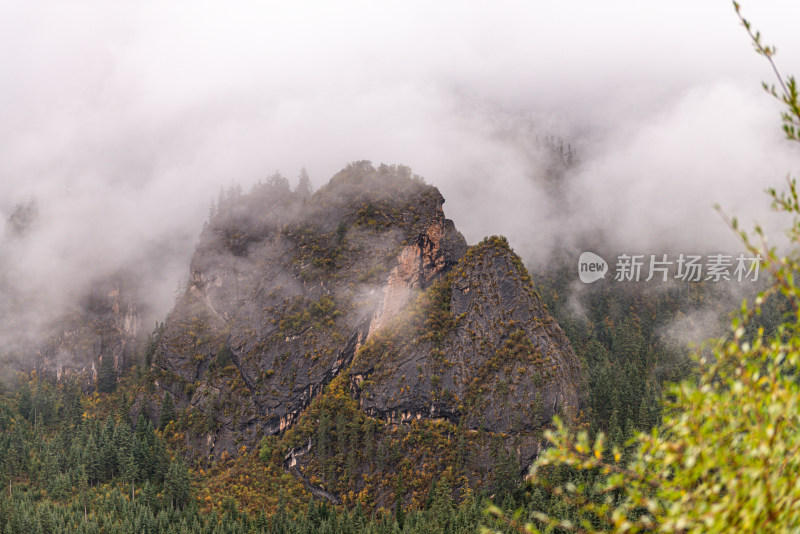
<box><xmin>1</xmin><ymin>1</ymin><xmax>798</xmax><ymax>354</ymax></box>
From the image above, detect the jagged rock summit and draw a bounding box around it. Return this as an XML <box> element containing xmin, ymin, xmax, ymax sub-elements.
<box><xmin>149</xmin><ymin>161</ymin><xmax>582</xmax><ymax>470</ymax></box>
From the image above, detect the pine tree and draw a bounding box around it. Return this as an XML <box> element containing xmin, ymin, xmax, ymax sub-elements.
<box><xmin>316</xmin><ymin>413</ymin><xmax>330</xmax><ymax>461</ymax></box>
<box><xmin>141</xmin><ymin>480</ymin><xmax>157</xmax><ymax>510</ymax></box>
<box><xmin>336</xmin><ymin>412</ymin><xmax>348</xmax><ymax>458</ymax></box>
<box><xmin>492</xmin><ymin>448</ymin><xmax>520</xmax><ymax>501</ymax></box>
<box><xmin>165</xmin><ymin>458</ymin><xmax>191</xmax><ymax>510</ymax></box>
<box><xmin>101</xmin><ymin>418</ymin><xmax>116</xmax><ymax>480</ymax></box>
<box><xmin>120</xmin><ymin>447</ymin><xmax>137</xmax><ymax>500</ymax></box>
<box><xmin>49</xmin><ymin>474</ymin><xmax>70</xmax><ymax>502</ymax></box>
<box><xmin>266</xmin><ymin>172</ymin><xmax>290</xmax><ymax>192</ymax></box>
<box><xmin>153</xmin><ymin>438</ymin><xmax>170</xmax><ymax>484</ymax></box>
<box><xmin>42</xmin><ymin>448</ymin><xmax>58</xmax><ymax>487</ymax></box>
<box><xmin>296</xmin><ymin>167</ymin><xmax>313</xmax><ymax>198</ymax></box>
<box><xmin>159</xmin><ymin>394</ymin><xmax>175</xmax><ymax>431</ymax></box>
<box><xmin>97</xmin><ymin>354</ymin><xmax>116</xmax><ymax>393</ymax></box>
<box><xmin>456</xmin><ymin>434</ymin><xmax>468</xmax><ymax>470</ymax></box>
<box><xmin>429</xmin><ymin>478</ymin><xmax>455</xmax><ymax>529</ymax></box>
<box><xmin>135</xmin><ymin>435</ymin><xmax>152</xmax><ymax>483</ymax></box>
<box><xmin>61</xmin><ymin>383</ymin><xmax>83</xmax><ymax>427</ymax></box>
<box><xmin>362</xmin><ymin>420</ymin><xmax>374</xmax><ymax>468</ymax></box>
<box><xmin>394</xmin><ymin>473</ymin><xmax>405</xmax><ymax>528</ymax></box>
<box><xmin>77</xmin><ymin>465</ymin><xmax>89</xmax><ymax>521</ymax></box>
<box><xmin>84</xmin><ymin>435</ymin><xmax>101</xmax><ymax>485</ymax></box>
<box><xmin>17</xmin><ymin>381</ymin><xmax>32</xmax><ymax>421</ymax></box>
<box><xmin>608</xmin><ymin>408</ymin><xmax>623</xmax><ymax>446</ymax></box>
<box><xmin>346</xmin><ymin>421</ymin><xmax>359</xmax><ymax>477</ymax></box>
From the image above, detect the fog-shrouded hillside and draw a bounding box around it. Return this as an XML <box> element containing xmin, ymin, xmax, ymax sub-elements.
<box><xmin>2</xmin><ymin>1</ymin><xmax>800</xmax><ymax>531</ymax></box>
<box><xmin>0</xmin><ymin>159</ymin><xmax>784</xmax><ymax>531</ymax></box>
<box><xmin>121</xmin><ymin>162</ymin><xmax>580</xmax><ymax>509</ymax></box>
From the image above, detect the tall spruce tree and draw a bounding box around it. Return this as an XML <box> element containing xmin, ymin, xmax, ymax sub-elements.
<box><xmin>97</xmin><ymin>355</ymin><xmax>116</xmax><ymax>393</ymax></box>
<box><xmin>159</xmin><ymin>394</ymin><xmax>175</xmax><ymax>431</ymax></box>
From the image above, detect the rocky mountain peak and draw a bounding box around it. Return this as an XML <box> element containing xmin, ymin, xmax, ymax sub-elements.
<box><xmin>146</xmin><ymin>162</ymin><xmax>581</xmax><ymax>475</ymax></box>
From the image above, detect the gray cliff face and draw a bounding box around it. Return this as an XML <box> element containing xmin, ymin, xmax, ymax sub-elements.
<box><xmin>449</xmin><ymin>246</ymin><xmax>581</xmax><ymax>432</ymax></box>
<box><xmin>149</xmin><ymin>162</ymin><xmax>581</xmax><ymax>468</ymax></box>
<box><xmin>32</xmin><ymin>276</ymin><xmax>142</xmax><ymax>389</ymax></box>
<box><xmin>350</xmin><ymin>236</ymin><xmax>582</xmax><ymax>462</ymax></box>
<box><xmin>151</xmin><ymin>162</ymin><xmax>467</xmax><ymax>458</ymax></box>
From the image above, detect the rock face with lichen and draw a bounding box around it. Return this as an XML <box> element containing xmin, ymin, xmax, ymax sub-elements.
<box><xmin>350</xmin><ymin>236</ymin><xmax>581</xmax><ymax>463</ymax></box>
<box><xmin>147</xmin><ymin>161</ymin><xmax>582</xmax><ymax>480</ymax></box>
<box><xmin>12</xmin><ymin>275</ymin><xmax>142</xmax><ymax>391</ymax></box>
<box><xmin>38</xmin><ymin>277</ymin><xmax>141</xmax><ymax>385</ymax></box>
<box><xmin>150</xmin><ymin>162</ymin><xmax>467</xmax><ymax>457</ymax></box>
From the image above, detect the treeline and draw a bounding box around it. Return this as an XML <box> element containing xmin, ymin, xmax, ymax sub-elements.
<box><xmin>534</xmin><ymin>268</ymin><xmax>713</xmax><ymax>439</ymax></box>
<box><xmin>0</xmin><ymin>487</ymin><xmax>508</xmax><ymax>534</ymax></box>
<box><xmin>0</xmin><ymin>253</ymin><xmax>764</xmax><ymax>533</ymax></box>
<box><xmin>0</xmin><ymin>378</ymin><xmax>193</xmax><ymax>533</ymax></box>
<box><xmin>0</xmin><ymin>376</ymin><xmax>530</xmax><ymax>533</ymax></box>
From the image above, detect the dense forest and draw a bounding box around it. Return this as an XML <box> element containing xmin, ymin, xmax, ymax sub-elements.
<box><xmin>0</xmin><ymin>250</ymin><xmax>757</xmax><ymax>533</ymax></box>
<box><xmin>0</xmin><ymin>135</ymin><xmax>789</xmax><ymax>534</ymax></box>
<box><xmin>0</xmin><ymin>175</ymin><xmax>791</xmax><ymax>533</ymax></box>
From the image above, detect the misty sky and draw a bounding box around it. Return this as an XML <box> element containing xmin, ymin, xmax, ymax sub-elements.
<box><xmin>2</xmin><ymin>0</ymin><xmax>800</xmax><ymax>322</ymax></box>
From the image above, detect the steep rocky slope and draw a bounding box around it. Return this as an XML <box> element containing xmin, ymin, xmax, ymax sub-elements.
<box><xmin>146</xmin><ymin>161</ymin><xmax>582</xmax><ymax>502</ymax></box>
<box><xmin>36</xmin><ymin>276</ymin><xmax>142</xmax><ymax>385</ymax></box>
<box><xmin>0</xmin><ymin>201</ymin><xmax>178</xmax><ymax>389</ymax></box>
<box><xmin>351</xmin><ymin>236</ymin><xmax>581</xmax><ymax>439</ymax></box>
<box><xmin>150</xmin><ymin>163</ymin><xmax>467</xmax><ymax>454</ymax></box>
<box><xmin>0</xmin><ymin>270</ymin><xmax>142</xmax><ymax>389</ymax></box>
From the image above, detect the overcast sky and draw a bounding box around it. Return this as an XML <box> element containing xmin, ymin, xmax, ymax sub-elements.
<box><xmin>1</xmin><ymin>0</ymin><xmax>800</xmax><ymax>322</ymax></box>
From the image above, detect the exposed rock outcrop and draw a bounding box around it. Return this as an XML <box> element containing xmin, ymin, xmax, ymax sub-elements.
<box><xmin>150</xmin><ymin>162</ymin><xmax>467</xmax><ymax>458</ymax></box>
<box><xmin>368</xmin><ymin>217</ymin><xmax>463</xmax><ymax>336</ymax></box>
<box><xmin>149</xmin><ymin>161</ymin><xmax>581</xmax><ymax>480</ymax></box>
<box><xmin>33</xmin><ymin>275</ymin><xmax>142</xmax><ymax>389</ymax></box>
<box><xmin>351</xmin><ymin>237</ymin><xmax>581</xmax><ymax>463</ymax></box>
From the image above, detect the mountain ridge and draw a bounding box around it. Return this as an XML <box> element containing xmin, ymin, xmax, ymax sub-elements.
<box><xmin>136</xmin><ymin>161</ymin><xmax>582</xmax><ymax>504</ymax></box>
